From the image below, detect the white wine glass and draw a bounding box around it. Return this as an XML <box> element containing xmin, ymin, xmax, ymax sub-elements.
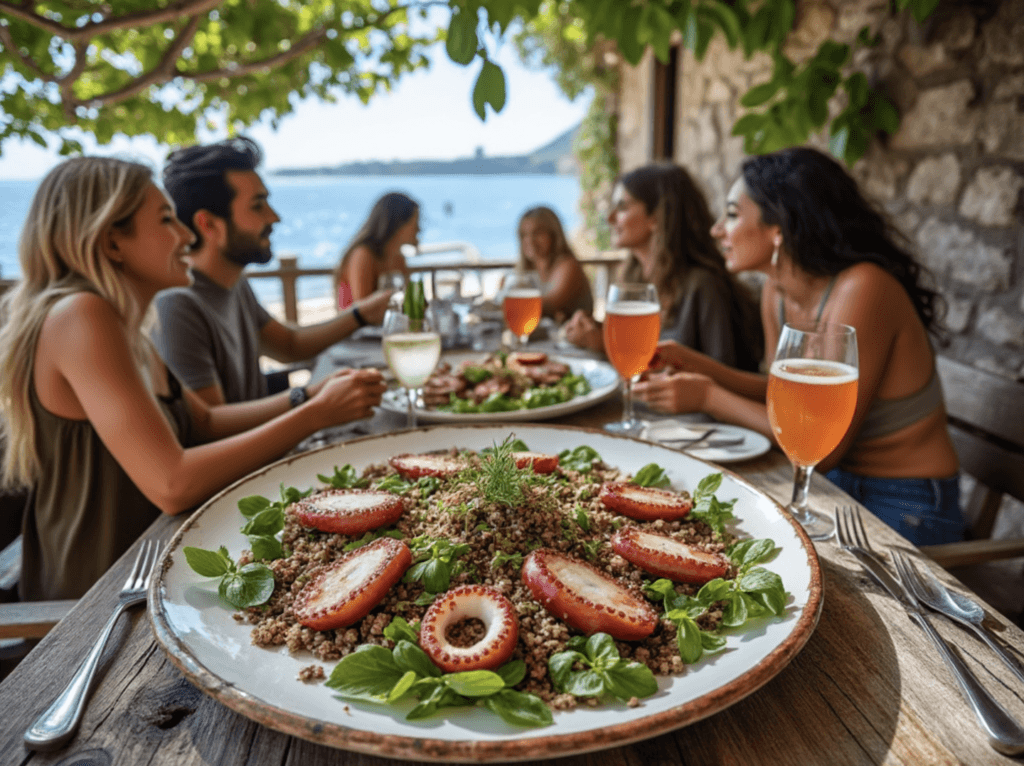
<box><xmin>766</xmin><ymin>322</ymin><xmax>859</xmax><ymax>541</ymax></box>
<box><xmin>500</xmin><ymin>271</ymin><xmax>542</xmax><ymax>350</ymax></box>
<box><xmin>382</xmin><ymin>309</ymin><xmax>441</xmax><ymax>428</ymax></box>
<box><xmin>603</xmin><ymin>282</ymin><xmax>660</xmax><ymax>434</ymax></box>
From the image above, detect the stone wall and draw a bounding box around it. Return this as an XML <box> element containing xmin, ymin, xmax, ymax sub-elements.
<box><xmin>619</xmin><ymin>0</ymin><xmax>1024</xmax><ymax>378</ymax></box>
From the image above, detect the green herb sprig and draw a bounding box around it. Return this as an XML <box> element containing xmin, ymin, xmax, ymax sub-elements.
<box><xmin>237</xmin><ymin>484</ymin><xmax>312</xmax><ymax>560</ymax></box>
<box><xmin>548</xmin><ymin>633</ymin><xmax>658</xmax><ymax>701</ymax></box>
<box><xmin>557</xmin><ymin>445</ymin><xmax>601</xmax><ymax>473</ymax></box>
<box><xmin>688</xmin><ymin>473</ymin><xmax>736</xmax><ymax>537</ymax></box>
<box><xmin>326</xmin><ymin>622</ymin><xmax>553</xmax><ymax>728</ymax></box>
<box><xmin>644</xmin><ymin>537</ymin><xmax>786</xmax><ymax>664</ymax></box>
<box><xmin>182</xmin><ymin>546</ymin><xmax>275</xmax><ymax>609</ymax></box>
<box><xmin>630</xmin><ymin>462</ymin><xmax>671</xmax><ymax>488</ymax></box>
<box><xmin>318</xmin><ymin>464</ymin><xmax>370</xmax><ymax>489</ymax></box>
<box><xmin>403</xmin><ymin>537</ymin><xmax>472</xmax><ymax>596</ymax></box>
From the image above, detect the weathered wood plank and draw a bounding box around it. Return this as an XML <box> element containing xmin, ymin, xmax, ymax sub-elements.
<box><xmin>0</xmin><ymin>600</ymin><xmax>76</xmax><ymax>638</ymax></box>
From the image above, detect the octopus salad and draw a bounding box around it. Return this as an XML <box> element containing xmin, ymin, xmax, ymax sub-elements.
<box><xmin>183</xmin><ymin>436</ymin><xmax>789</xmax><ymax>728</ymax></box>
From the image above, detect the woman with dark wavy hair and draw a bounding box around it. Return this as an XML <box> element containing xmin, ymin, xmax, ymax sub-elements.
<box><xmin>634</xmin><ymin>147</ymin><xmax>963</xmax><ymax>545</ymax></box>
<box><xmin>564</xmin><ymin>162</ymin><xmax>763</xmax><ymax>371</ymax></box>
<box><xmin>334</xmin><ymin>192</ymin><xmax>419</xmax><ymax>308</ymax></box>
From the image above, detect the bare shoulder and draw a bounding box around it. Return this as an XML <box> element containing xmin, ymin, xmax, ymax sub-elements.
<box><xmin>834</xmin><ymin>262</ymin><xmax>909</xmax><ymax>310</ymax></box>
<box><xmin>44</xmin><ymin>291</ymin><xmax>121</xmax><ymax>337</ymax></box>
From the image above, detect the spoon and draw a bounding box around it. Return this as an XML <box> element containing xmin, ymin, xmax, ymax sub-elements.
<box><xmin>917</xmin><ymin>564</ymin><xmax>1024</xmax><ymax>687</ymax></box>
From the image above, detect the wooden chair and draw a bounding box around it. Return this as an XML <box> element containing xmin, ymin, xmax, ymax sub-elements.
<box><xmin>918</xmin><ymin>356</ymin><xmax>1024</xmax><ymax>567</ymax></box>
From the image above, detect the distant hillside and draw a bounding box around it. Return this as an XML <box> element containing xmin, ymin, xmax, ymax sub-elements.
<box><xmin>273</xmin><ymin>124</ymin><xmax>579</xmax><ymax>177</ymax></box>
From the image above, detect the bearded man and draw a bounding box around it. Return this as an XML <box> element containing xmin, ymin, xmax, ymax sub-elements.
<box><xmin>154</xmin><ymin>137</ymin><xmax>390</xmax><ymax>406</ymax></box>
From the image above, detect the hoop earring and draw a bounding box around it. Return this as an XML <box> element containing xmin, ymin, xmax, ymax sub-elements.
<box><xmin>771</xmin><ymin>242</ymin><xmax>780</xmax><ymax>268</ymax></box>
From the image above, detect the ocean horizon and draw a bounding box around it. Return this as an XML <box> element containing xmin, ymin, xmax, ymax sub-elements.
<box><xmin>0</xmin><ymin>173</ymin><xmax>583</xmax><ymax>306</ymax></box>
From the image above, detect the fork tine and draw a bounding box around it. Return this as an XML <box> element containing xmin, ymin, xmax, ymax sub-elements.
<box><xmin>835</xmin><ymin>506</ymin><xmax>849</xmax><ymax>546</ymax></box>
<box><xmin>124</xmin><ymin>541</ymin><xmax>150</xmax><ymax>591</ymax></box>
<box><xmin>849</xmin><ymin>506</ymin><xmax>869</xmax><ymax>553</ymax></box>
<box><xmin>142</xmin><ymin>541</ymin><xmax>161</xmax><ymax>589</ymax></box>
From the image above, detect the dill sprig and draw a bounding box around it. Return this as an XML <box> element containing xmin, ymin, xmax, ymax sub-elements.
<box><xmin>479</xmin><ymin>434</ymin><xmax>526</xmax><ymax>507</ymax></box>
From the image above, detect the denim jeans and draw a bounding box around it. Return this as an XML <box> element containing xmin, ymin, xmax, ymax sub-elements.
<box><xmin>825</xmin><ymin>467</ymin><xmax>965</xmax><ymax>546</ymax></box>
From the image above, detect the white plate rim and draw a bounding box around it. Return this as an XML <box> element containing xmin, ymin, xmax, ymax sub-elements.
<box><xmin>378</xmin><ymin>353</ymin><xmax>620</xmax><ymax>423</ymax></box>
<box><xmin>646</xmin><ymin>423</ymin><xmax>773</xmax><ymax>464</ymax></box>
<box><xmin>149</xmin><ymin>424</ymin><xmax>823</xmax><ymax>763</ymax></box>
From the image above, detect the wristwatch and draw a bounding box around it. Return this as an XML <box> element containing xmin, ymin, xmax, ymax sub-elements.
<box><xmin>289</xmin><ymin>386</ymin><xmax>309</xmax><ymax>408</ymax></box>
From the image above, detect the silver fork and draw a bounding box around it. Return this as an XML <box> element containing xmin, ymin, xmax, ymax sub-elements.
<box><xmin>892</xmin><ymin>550</ymin><xmax>1024</xmax><ymax>756</ymax></box>
<box><xmin>24</xmin><ymin>540</ymin><xmax>161</xmax><ymax>752</ymax></box>
<box><xmin>834</xmin><ymin>506</ymin><xmax>1024</xmax><ymax>756</ymax></box>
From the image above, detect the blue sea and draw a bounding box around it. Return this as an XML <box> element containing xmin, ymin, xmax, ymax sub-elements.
<box><xmin>0</xmin><ymin>173</ymin><xmax>582</xmax><ymax>304</ymax></box>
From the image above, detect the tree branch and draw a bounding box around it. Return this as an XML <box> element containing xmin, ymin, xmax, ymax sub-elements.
<box><xmin>0</xmin><ymin>0</ymin><xmax>223</xmax><ymax>43</ymax></box>
<box><xmin>0</xmin><ymin>22</ymin><xmax>54</xmax><ymax>81</ymax></box>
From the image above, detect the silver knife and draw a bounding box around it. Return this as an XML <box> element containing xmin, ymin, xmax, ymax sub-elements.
<box><xmin>848</xmin><ymin>547</ymin><xmax>1024</xmax><ymax>755</ymax></box>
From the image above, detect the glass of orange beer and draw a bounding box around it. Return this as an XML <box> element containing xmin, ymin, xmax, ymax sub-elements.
<box><xmin>767</xmin><ymin>322</ymin><xmax>859</xmax><ymax>540</ymax></box>
<box><xmin>500</xmin><ymin>271</ymin><xmax>543</xmax><ymax>349</ymax></box>
<box><xmin>603</xmin><ymin>282</ymin><xmax>660</xmax><ymax>434</ymax></box>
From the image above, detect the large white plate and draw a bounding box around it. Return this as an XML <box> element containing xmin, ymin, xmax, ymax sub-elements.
<box><xmin>379</xmin><ymin>352</ymin><xmax>620</xmax><ymax>423</ymax></box>
<box><xmin>150</xmin><ymin>425</ymin><xmax>822</xmax><ymax>762</ymax></box>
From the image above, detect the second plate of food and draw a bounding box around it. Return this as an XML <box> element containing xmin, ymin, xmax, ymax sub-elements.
<box><xmin>380</xmin><ymin>351</ymin><xmax>620</xmax><ymax>423</ymax></box>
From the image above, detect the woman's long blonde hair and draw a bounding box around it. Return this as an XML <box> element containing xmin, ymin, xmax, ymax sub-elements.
<box><xmin>516</xmin><ymin>206</ymin><xmax>577</xmax><ymax>271</ymax></box>
<box><xmin>0</xmin><ymin>157</ymin><xmax>154</xmax><ymax>488</ymax></box>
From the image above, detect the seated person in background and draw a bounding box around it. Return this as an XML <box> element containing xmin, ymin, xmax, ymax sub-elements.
<box><xmin>563</xmin><ymin>162</ymin><xmax>763</xmax><ymax>371</ymax></box>
<box><xmin>334</xmin><ymin>192</ymin><xmax>418</xmax><ymax>308</ymax></box>
<box><xmin>633</xmin><ymin>147</ymin><xmax>963</xmax><ymax>546</ymax></box>
<box><xmin>0</xmin><ymin>157</ymin><xmax>386</xmax><ymax>600</ymax></box>
<box><xmin>154</xmin><ymin>136</ymin><xmax>390</xmax><ymax>406</ymax></box>
<box><xmin>517</xmin><ymin>206</ymin><xmax>594</xmax><ymax>323</ymax></box>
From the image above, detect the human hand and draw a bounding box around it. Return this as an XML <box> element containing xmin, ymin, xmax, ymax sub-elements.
<box><xmin>356</xmin><ymin>289</ymin><xmax>393</xmax><ymax>326</ymax></box>
<box><xmin>648</xmin><ymin>340</ymin><xmax>692</xmax><ymax>371</ymax></box>
<box><xmin>633</xmin><ymin>370</ymin><xmax>712</xmax><ymax>414</ymax></box>
<box><xmin>562</xmin><ymin>310</ymin><xmax>603</xmax><ymax>352</ymax></box>
<box><xmin>311</xmin><ymin>367</ymin><xmax>387</xmax><ymax>425</ymax></box>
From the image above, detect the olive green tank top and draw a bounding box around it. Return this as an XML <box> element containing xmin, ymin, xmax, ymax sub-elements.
<box><xmin>20</xmin><ymin>370</ymin><xmax>193</xmax><ymax>601</ymax></box>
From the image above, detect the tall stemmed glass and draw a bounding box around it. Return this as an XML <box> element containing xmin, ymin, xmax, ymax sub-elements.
<box><xmin>500</xmin><ymin>271</ymin><xmax>542</xmax><ymax>350</ymax></box>
<box><xmin>766</xmin><ymin>322</ymin><xmax>859</xmax><ymax>540</ymax></box>
<box><xmin>382</xmin><ymin>309</ymin><xmax>441</xmax><ymax>428</ymax></box>
<box><xmin>603</xmin><ymin>282</ymin><xmax>660</xmax><ymax>434</ymax></box>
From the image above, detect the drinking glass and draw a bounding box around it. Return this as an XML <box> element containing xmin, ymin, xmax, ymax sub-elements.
<box><xmin>602</xmin><ymin>282</ymin><xmax>660</xmax><ymax>434</ymax></box>
<box><xmin>381</xmin><ymin>309</ymin><xmax>441</xmax><ymax>428</ymax></box>
<box><xmin>766</xmin><ymin>322</ymin><xmax>859</xmax><ymax>540</ymax></box>
<box><xmin>500</xmin><ymin>271</ymin><xmax>542</xmax><ymax>349</ymax></box>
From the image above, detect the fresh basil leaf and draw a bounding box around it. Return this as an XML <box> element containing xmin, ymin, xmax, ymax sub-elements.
<box><xmin>376</xmin><ymin>474</ymin><xmax>414</xmax><ymax>494</ymax></box>
<box><xmin>631</xmin><ymin>463</ymin><xmax>671</xmax><ymax>488</ymax></box>
<box><xmin>387</xmin><ymin>670</ymin><xmax>419</xmax><ymax>703</ymax></box>
<box><xmin>393</xmin><ymin>640</ymin><xmax>442</xmax><ymax>678</ymax></box>
<box><xmin>420</xmin><ymin>558</ymin><xmax>451</xmax><ymax>593</ymax></box>
<box><xmin>497</xmin><ymin>659</ymin><xmax>526</xmax><ymax>687</ymax></box>
<box><xmin>280</xmin><ymin>484</ymin><xmax>313</xmax><ymax>505</ymax></box>
<box><xmin>721</xmin><ymin>592</ymin><xmax>749</xmax><ymax>627</ymax></box>
<box><xmin>444</xmin><ymin>670</ymin><xmax>506</xmax><ymax>697</ymax></box>
<box><xmin>676</xmin><ymin>616</ymin><xmax>704</xmax><ymax>664</ymax></box>
<box><xmin>326</xmin><ymin>645</ymin><xmax>403</xmax><ymax>699</ymax></box>
<box><xmin>237</xmin><ymin>495</ymin><xmax>270</xmax><ymax>518</ymax></box>
<box><xmin>557</xmin><ymin>445</ymin><xmax>601</xmax><ymax>472</ymax></box>
<box><xmin>248</xmin><ymin>535</ymin><xmax>283</xmax><ymax>562</ymax></box>
<box><xmin>406</xmin><ymin>685</ymin><xmax>468</xmax><ymax>720</ymax></box>
<box><xmin>240</xmin><ymin>506</ymin><xmax>285</xmax><ymax>537</ymax></box>
<box><xmin>318</xmin><ymin>464</ymin><xmax>369</xmax><ymax>489</ymax></box>
<box><xmin>416</xmin><ymin>476</ymin><xmax>441</xmax><ymax>497</ymax></box>
<box><xmin>700</xmin><ymin>631</ymin><xmax>728</xmax><ymax>652</ymax></box>
<box><xmin>413</xmin><ymin>591</ymin><xmax>436</xmax><ymax>606</ymax></box>
<box><xmin>183</xmin><ymin>546</ymin><xmax>232</xmax><ymax>578</ymax></box>
<box><xmin>695</xmin><ymin>578</ymin><xmax>731</xmax><ymax>604</ymax></box>
<box><xmin>219</xmin><ymin>563</ymin><xmax>274</xmax><ymax>609</ymax></box>
<box><xmin>601</xmin><ymin>662</ymin><xmax>659</xmax><ymax>701</ymax></box>
<box><xmin>729</xmin><ymin>538</ymin><xmax>778</xmax><ymax>569</ymax></box>
<box><xmin>383</xmin><ymin>616</ymin><xmax>420</xmax><ymax>645</ymax></box>
<box><xmin>483</xmin><ymin>689</ymin><xmax>554</xmax><ymax>728</ymax></box>
<box><xmin>548</xmin><ymin>650</ymin><xmax>585</xmax><ymax>690</ymax></box>
<box><xmin>584</xmin><ymin>633</ymin><xmax>619</xmax><ymax>666</ymax></box>
<box><xmin>693</xmin><ymin>473</ymin><xmax>723</xmax><ymax>504</ymax></box>
<box><xmin>560</xmin><ymin>668</ymin><xmax>605</xmax><ymax>697</ymax></box>
<box><xmin>739</xmin><ymin>567</ymin><xmax>784</xmax><ymax>594</ymax></box>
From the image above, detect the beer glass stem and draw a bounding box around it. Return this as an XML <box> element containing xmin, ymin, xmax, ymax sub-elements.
<box><xmin>622</xmin><ymin>375</ymin><xmax>635</xmax><ymax>425</ymax></box>
<box><xmin>786</xmin><ymin>463</ymin><xmax>834</xmax><ymax>541</ymax></box>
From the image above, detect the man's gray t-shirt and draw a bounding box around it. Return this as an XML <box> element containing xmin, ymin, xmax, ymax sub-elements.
<box><xmin>153</xmin><ymin>270</ymin><xmax>271</xmax><ymax>403</ymax></box>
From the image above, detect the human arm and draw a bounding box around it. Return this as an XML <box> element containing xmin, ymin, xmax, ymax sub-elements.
<box><xmin>259</xmin><ymin>289</ymin><xmax>392</xmax><ymax>362</ymax></box>
<box><xmin>342</xmin><ymin>246</ymin><xmax>382</xmax><ymax>302</ymax></box>
<box><xmin>562</xmin><ymin>309</ymin><xmax>604</xmax><ymax>353</ymax></box>
<box><xmin>37</xmin><ymin>293</ymin><xmax>385</xmax><ymax>515</ymax></box>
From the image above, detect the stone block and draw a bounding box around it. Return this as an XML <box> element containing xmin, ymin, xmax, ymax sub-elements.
<box><xmin>981</xmin><ymin>0</ymin><xmax>1024</xmax><ymax>68</ymax></box>
<box><xmin>891</xmin><ymin>81</ymin><xmax>978</xmax><ymax>149</ymax></box>
<box><xmin>898</xmin><ymin>42</ymin><xmax>953</xmax><ymax>77</ymax></box>
<box><xmin>936</xmin><ymin>7</ymin><xmax>977</xmax><ymax>51</ymax></box>
<box><xmin>906</xmin><ymin>154</ymin><xmax>961</xmax><ymax>207</ymax></box>
<box><xmin>858</xmin><ymin>149</ymin><xmax>906</xmax><ymax>202</ymax></box>
<box><xmin>704</xmin><ymin>78</ymin><xmax>732</xmax><ymax>103</ymax></box>
<box><xmin>784</xmin><ymin>1</ymin><xmax>837</xmax><ymax>62</ymax></box>
<box><xmin>978</xmin><ymin>306</ymin><xmax>1024</xmax><ymax>348</ymax></box>
<box><xmin>959</xmin><ymin>166</ymin><xmax>1024</xmax><ymax>227</ymax></box>
<box><xmin>942</xmin><ymin>296</ymin><xmax>974</xmax><ymax>333</ymax></box>
<box><xmin>916</xmin><ymin>217</ymin><xmax>1012</xmax><ymax>290</ymax></box>
<box><xmin>979</xmin><ymin>103</ymin><xmax>1024</xmax><ymax>160</ymax></box>
<box><xmin>993</xmin><ymin>74</ymin><xmax>1024</xmax><ymax>101</ymax></box>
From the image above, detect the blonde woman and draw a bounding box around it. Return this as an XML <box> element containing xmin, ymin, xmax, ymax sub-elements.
<box><xmin>516</xmin><ymin>206</ymin><xmax>593</xmax><ymax>322</ymax></box>
<box><xmin>0</xmin><ymin>157</ymin><xmax>385</xmax><ymax>600</ymax></box>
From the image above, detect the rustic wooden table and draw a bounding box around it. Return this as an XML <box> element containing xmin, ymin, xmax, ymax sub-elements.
<box><xmin>2</xmin><ymin>344</ymin><xmax>1023</xmax><ymax>765</ymax></box>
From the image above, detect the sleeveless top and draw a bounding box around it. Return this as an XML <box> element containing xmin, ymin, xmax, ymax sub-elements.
<box><xmin>20</xmin><ymin>369</ymin><xmax>194</xmax><ymax>601</ymax></box>
<box><xmin>778</xmin><ymin>277</ymin><xmax>942</xmax><ymax>442</ymax></box>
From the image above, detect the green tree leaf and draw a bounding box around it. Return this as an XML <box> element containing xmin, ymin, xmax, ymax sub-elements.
<box><xmin>472</xmin><ymin>58</ymin><xmax>507</xmax><ymax>120</ymax></box>
<box><xmin>446</xmin><ymin>8</ymin><xmax>480</xmax><ymax>66</ymax></box>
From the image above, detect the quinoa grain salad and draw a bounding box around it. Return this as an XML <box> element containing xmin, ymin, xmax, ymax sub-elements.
<box><xmin>185</xmin><ymin>435</ymin><xmax>789</xmax><ymax>728</ymax></box>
